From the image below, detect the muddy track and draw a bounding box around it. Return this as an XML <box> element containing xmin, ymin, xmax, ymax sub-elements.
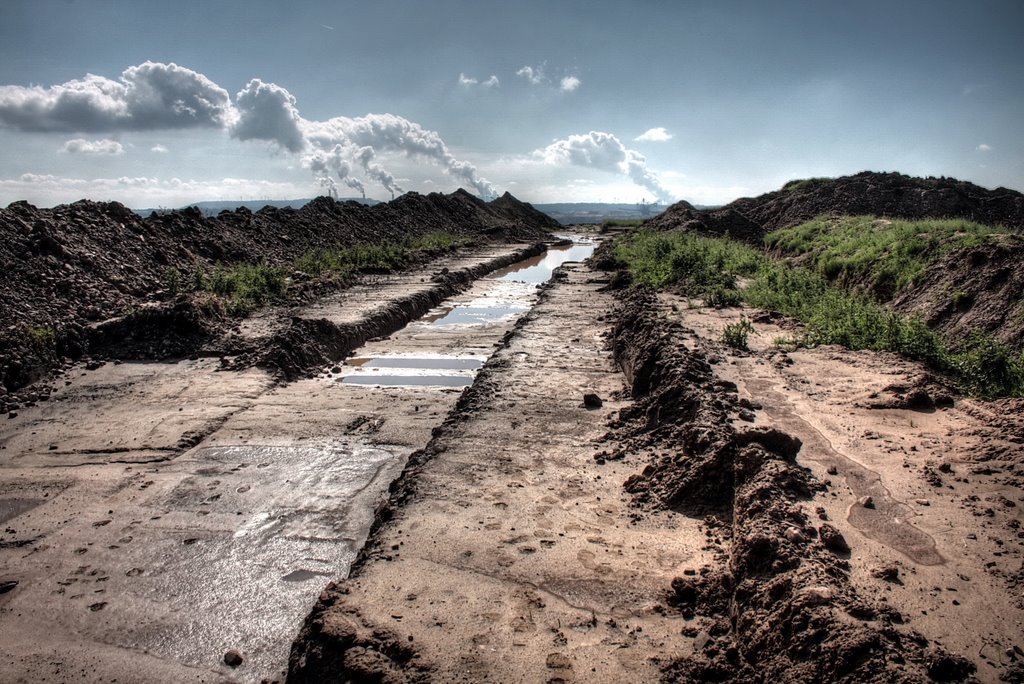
<box><xmin>237</xmin><ymin>243</ymin><xmax>547</xmax><ymax>382</ymax></box>
<box><xmin>609</xmin><ymin>289</ymin><xmax>973</xmax><ymax>682</ymax></box>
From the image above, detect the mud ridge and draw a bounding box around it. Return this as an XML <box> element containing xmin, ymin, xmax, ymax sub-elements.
<box><xmin>609</xmin><ymin>288</ymin><xmax>975</xmax><ymax>683</ymax></box>
<box><xmin>241</xmin><ymin>243</ymin><xmax>547</xmax><ymax>382</ymax></box>
<box><xmin>286</xmin><ymin>267</ymin><xmax>569</xmax><ymax>682</ymax></box>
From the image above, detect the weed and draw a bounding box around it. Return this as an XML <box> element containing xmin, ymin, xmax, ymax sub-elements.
<box><xmin>609</xmin><ymin>227</ymin><xmax>1024</xmax><ymax>397</ymax></box>
<box><xmin>26</xmin><ymin>325</ymin><xmax>55</xmax><ymax>354</ymax></box>
<box><xmin>764</xmin><ymin>215</ymin><xmax>1005</xmax><ymax>299</ymax></box>
<box><xmin>722</xmin><ymin>318</ymin><xmax>754</xmax><ymax>350</ymax></box>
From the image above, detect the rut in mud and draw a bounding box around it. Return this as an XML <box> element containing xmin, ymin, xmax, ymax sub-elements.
<box><xmin>609</xmin><ymin>289</ymin><xmax>973</xmax><ymax>682</ymax></box>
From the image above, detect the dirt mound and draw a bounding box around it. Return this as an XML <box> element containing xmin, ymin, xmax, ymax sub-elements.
<box><xmin>889</xmin><ymin>233</ymin><xmax>1024</xmax><ymax>349</ymax></box>
<box><xmin>0</xmin><ymin>190</ymin><xmax>556</xmax><ymax>396</ymax></box>
<box><xmin>647</xmin><ymin>171</ymin><xmax>1024</xmax><ymax>242</ymax></box>
<box><xmin>609</xmin><ymin>289</ymin><xmax>976</xmax><ymax>682</ymax></box>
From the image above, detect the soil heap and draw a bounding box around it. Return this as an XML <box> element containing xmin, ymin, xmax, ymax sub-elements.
<box><xmin>646</xmin><ymin>171</ymin><xmax>1024</xmax><ymax>242</ymax></box>
<box><xmin>0</xmin><ymin>190</ymin><xmax>557</xmax><ymax>397</ymax></box>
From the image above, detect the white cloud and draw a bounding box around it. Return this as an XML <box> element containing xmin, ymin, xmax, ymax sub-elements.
<box><xmin>559</xmin><ymin>76</ymin><xmax>581</xmax><ymax>92</ymax></box>
<box><xmin>535</xmin><ymin>130</ymin><xmax>674</xmax><ymax>203</ymax></box>
<box><xmin>151</xmin><ymin>144</ymin><xmax>169</xmax><ymax>153</ymax></box>
<box><xmin>0</xmin><ymin>172</ymin><xmax>311</xmax><ymax>208</ymax></box>
<box><xmin>516</xmin><ymin>65</ymin><xmax>546</xmax><ymax>85</ymax></box>
<box><xmin>230</xmin><ymin>79</ymin><xmax>304</xmax><ymax>153</ymax></box>
<box><xmin>303</xmin><ymin>113</ymin><xmax>495</xmax><ymax>198</ymax></box>
<box><xmin>60</xmin><ymin>138</ymin><xmax>125</xmax><ymax>155</ymax></box>
<box><xmin>0</xmin><ymin>61</ymin><xmax>234</xmax><ymax>133</ymax></box>
<box><xmin>1</xmin><ymin>62</ymin><xmax>495</xmax><ymax>201</ymax></box>
<box><xmin>458</xmin><ymin>73</ymin><xmax>499</xmax><ymax>88</ymax></box>
<box><xmin>977</xmin><ymin>143</ymin><xmax>992</xmax><ymax>152</ymax></box>
<box><xmin>634</xmin><ymin>127</ymin><xmax>673</xmax><ymax>142</ymax></box>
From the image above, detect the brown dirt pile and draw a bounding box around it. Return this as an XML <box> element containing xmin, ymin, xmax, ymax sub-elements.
<box><xmin>0</xmin><ymin>190</ymin><xmax>556</xmax><ymax>398</ymax></box>
<box><xmin>609</xmin><ymin>288</ymin><xmax>977</xmax><ymax>682</ymax></box>
<box><xmin>647</xmin><ymin>171</ymin><xmax>1024</xmax><ymax>242</ymax></box>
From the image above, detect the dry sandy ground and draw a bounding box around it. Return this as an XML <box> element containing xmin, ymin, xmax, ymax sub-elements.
<box><xmin>0</xmin><ymin>243</ymin><xmax>540</xmax><ymax>684</ymax></box>
<box><xmin>657</xmin><ymin>294</ymin><xmax>1024</xmax><ymax>681</ymax></box>
<box><xmin>291</xmin><ymin>267</ymin><xmax>1023</xmax><ymax>682</ymax></box>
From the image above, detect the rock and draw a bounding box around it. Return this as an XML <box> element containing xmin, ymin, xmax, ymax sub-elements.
<box><xmin>915</xmin><ymin>498</ymin><xmax>931</xmax><ymax>506</ymax></box>
<box><xmin>798</xmin><ymin>586</ymin><xmax>834</xmax><ymax>606</ymax></box>
<box><xmin>858</xmin><ymin>496</ymin><xmax>875</xmax><ymax>508</ymax></box>
<box><xmin>0</xmin><ymin>580</ymin><xmax>17</xmax><ymax>594</ymax></box>
<box><xmin>583</xmin><ymin>393</ymin><xmax>603</xmax><ymax>409</ymax></box>
<box><xmin>223</xmin><ymin>649</ymin><xmax>244</xmax><ymax>667</ymax></box>
<box><xmin>938</xmin><ymin>462</ymin><xmax>953</xmax><ymax>473</ymax></box>
<box><xmin>925</xmin><ymin>649</ymin><xmax>975</xmax><ymax>681</ymax></box>
<box><xmin>819</xmin><ymin>523</ymin><xmax>850</xmax><ymax>553</ymax></box>
<box><xmin>826</xmin><ymin>465</ymin><xmax>839</xmax><ymax>475</ymax></box>
<box><xmin>871</xmin><ymin>566</ymin><xmax>900</xmax><ymax>582</ymax></box>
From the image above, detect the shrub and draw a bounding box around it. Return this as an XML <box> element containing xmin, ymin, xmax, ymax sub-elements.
<box><xmin>722</xmin><ymin>318</ymin><xmax>754</xmax><ymax>350</ymax></box>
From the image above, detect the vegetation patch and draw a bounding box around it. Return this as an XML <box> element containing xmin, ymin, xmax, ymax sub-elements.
<box><xmin>173</xmin><ymin>232</ymin><xmax>472</xmax><ymax>316</ymax></box>
<box><xmin>764</xmin><ymin>215</ymin><xmax>1006</xmax><ymax>299</ymax></box>
<box><xmin>613</xmin><ymin>229</ymin><xmax>1024</xmax><ymax>397</ymax></box>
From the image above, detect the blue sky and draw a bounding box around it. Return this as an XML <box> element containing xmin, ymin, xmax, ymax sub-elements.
<box><xmin>1</xmin><ymin>0</ymin><xmax>1021</xmax><ymax>207</ymax></box>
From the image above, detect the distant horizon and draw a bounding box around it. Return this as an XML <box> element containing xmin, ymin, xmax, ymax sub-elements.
<box><xmin>2</xmin><ymin>1</ymin><xmax>1021</xmax><ymax>209</ymax></box>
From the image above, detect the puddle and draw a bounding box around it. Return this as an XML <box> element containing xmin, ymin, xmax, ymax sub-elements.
<box><xmin>493</xmin><ymin>237</ymin><xmax>597</xmax><ymax>283</ymax></box>
<box><xmin>347</xmin><ymin>357</ymin><xmax>483</xmax><ymax>370</ymax></box>
<box><xmin>340</xmin><ymin>236</ymin><xmax>596</xmax><ymax>389</ymax></box>
<box><xmin>282</xmin><ymin>569</ymin><xmax>333</xmax><ymax>582</ymax></box>
<box><xmin>427</xmin><ymin>303</ymin><xmax>530</xmax><ymax>326</ymax></box>
<box><xmin>341</xmin><ymin>374</ymin><xmax>473</xmax><ymax>387</ymax></box>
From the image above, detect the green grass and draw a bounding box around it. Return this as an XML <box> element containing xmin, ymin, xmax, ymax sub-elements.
<box><xmin>183</xmin><ymin>231</ymin><xmax>471</xmax><ymax>315</ymax></box>
<box><xmin>764</xmin><ymin>215</ymin><xmax>1005</xmax><ymax>299</ymax></box>
<box><xmin>601</xmin><ymin>218</ymin><xmax>645</xmax><ymax>228</ymax></box>
<box><xmin>26</xmin><ymin>325</ymin><xmax>56</xmax><ymax>354</ymax></box>
<box><xmin>612</xmin><ymin>229</ymin><xmax>1024</xmax><ymax>397</ymax></box>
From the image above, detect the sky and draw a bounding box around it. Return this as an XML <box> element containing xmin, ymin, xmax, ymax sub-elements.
<box><xmin>0</xmin><ymin>0</ymin><xmax>1021</xmax><ymax>208</ymax></box>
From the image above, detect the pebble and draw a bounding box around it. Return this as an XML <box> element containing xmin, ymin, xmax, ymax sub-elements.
<box><xmin>223</xmin><ymin>649</ymin><xmax>243</xmax><ymax>667</ymax></box>
<box><xmin>858</xmin><ymin>496</ymin><xmax>875</xmax><ymax>508</ymax></box>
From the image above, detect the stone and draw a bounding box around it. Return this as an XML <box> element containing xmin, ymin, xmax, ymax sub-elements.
<box><xmin>858</xmin><ymin>496</ymin><xmax>875</xmax><ymax>508</ymax></box>
<box><xmin>223</xmin><ymin>649</ymin><xmax>244</xmax><ymax>667</ymax></box>
<box><xmin>583</xmin><ymin>393</ymin><xmax>603</xmax><ymax>409</ymax></box>
<box><xmin>819</xmin><ymin>523</ymin><xmax>850</xmax><ymax>553</ymax></box>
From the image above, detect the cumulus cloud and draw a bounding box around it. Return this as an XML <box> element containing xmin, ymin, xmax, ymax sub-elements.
<box><xmin>634</xmin><ymin>127</ymin><xmax>673</xmax><ymax>142</ymax></box>
<box><xmin>151</xmin><ymin>144</ymin><xmax>169</xmax><ymax>153</ymax></box>
<box><xmin>482</xmin><ymin>75</ymin><xmax>500</xmax><ymax>88</ymax></box>
<box><xmin>2</xmin><ymin>62</ymin><xmax>497</xmax><ymax>200</ymax></box>
<box><xmin>458</xmin><ymin>73</ymin><xmax>478</xmax><ymax>87</ymax></box>
<box><xmin>559</xmin><ymin>76</ymin><xmax>581</xmax><ymax>92</ymax></box>
<box><xmin>977</xmin><ymin>143</ymin><xmax>992</xmax><ymax>152</ymax></box>
<box><xmin>0</xmin><ymin>61</ymin><xmax>234</xmax><ymax>133</ymax></box>
<box><xmin>60</xmin><ymin>138</ymin><xmax>125</xmax><ymax>155</ymax></box>
<box><xmin>230</xmin><ymin>78</ymin><xmax>304</xmax><ymax>152</ymax></box>
<box><xmin>536</xmin><ymin>130</ymin><xmax>674</xmax><ymax>203</ymax></box>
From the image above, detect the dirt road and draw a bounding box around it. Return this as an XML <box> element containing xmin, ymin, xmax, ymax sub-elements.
<box><xmin>3</xmin><ymin>238</ymin><xmax>1023</xmax><ymax>683</ymax></box>
<box><xmin>291</xmin><ymin>262</ymin><xmax>1023</xmax><ymax>682</ymax></box>
<box><xmin>0</xmin><ymin>242</ymin><xmax>553</xmax><ymax>683</ymax></box>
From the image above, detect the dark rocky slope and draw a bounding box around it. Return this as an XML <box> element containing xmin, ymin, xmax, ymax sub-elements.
<box><xmin>644</xmin><ymin>172</ymin><xmax>1024</xmax><ymax>349</ymax></box>
<box><xmin>647</xmin><ymin>171</ymin><xmax>1024</xmax><ymax>243</ymax></box>
<box><xmin>0</xmin><ymin>190</ymin><xmax>557</xmax><ymax>396</ymax></box>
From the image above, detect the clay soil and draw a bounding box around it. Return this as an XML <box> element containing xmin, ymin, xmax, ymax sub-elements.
<box><xmin>290</xmin><ymin>260</ymin><xmax>1023</xmax><ymax>683</ymax></box>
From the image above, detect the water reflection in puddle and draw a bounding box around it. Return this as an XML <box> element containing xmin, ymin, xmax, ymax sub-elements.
<box><xmin>347</xmin><ymin>357</ymin><xmax>484</xmax><ymax>370</ymax></box>
<box><xmin>341</xmin><ymin>374</ymin><xmax>473</xmax><ymax>387</ymax></box>
<box><xmin>341</xmin><ymin>237</ymin><xmax>596</xmax><ymax>389</ymax></box>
